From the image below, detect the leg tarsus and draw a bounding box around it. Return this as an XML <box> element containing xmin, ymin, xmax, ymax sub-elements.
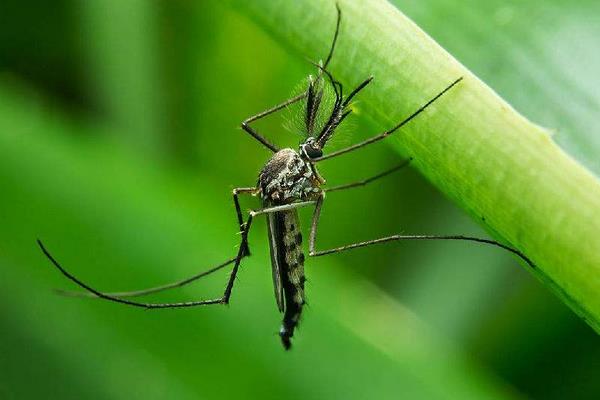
<box><xmin>55</xmin><ymin>256</ymin><xmax>238</xmax><ymax>299</ymax></box>
<box><xmin>37</xmin><ymin>237</ymin><xmax>244</xmax><ymax>309</ymax></box>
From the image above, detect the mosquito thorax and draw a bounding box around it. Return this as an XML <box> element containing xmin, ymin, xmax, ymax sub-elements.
<box><xmin>258</xmin><ymin>148</ymin><xmax>324</xmax><ymax>203</ymax></box>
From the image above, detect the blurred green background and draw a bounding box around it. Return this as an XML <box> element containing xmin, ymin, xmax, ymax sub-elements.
<box><xmin>0</xmin><ymin>0</ymin><xmax>598</xmax><ymax>399</ymax></box>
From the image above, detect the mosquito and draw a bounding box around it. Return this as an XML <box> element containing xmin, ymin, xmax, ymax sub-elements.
<box><xmin>38</xmin><ymin>4</ymin><xmax>535</xmax><ymax>350</ymax></box>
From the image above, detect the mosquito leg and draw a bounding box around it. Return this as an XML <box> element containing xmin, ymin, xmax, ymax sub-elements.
<box><xmin>249</xmin><ymin>200</ymin><xmax>317</xmax><ymax>217</ymax></box>
<box><xmin>38</xmin><ymin>239</ymin><xmax>229</xmax><ymax>309</ymax></box>
<box><xmin>222</xmin><ymin>199</ymin><xmax>318</xmax><ymax>303</ymax></box>
<box><xmin>308</xmin><ymin>194</ymin><xmax>325</xmax><ymax>257</ymax></box>
<box><xmin>55</xmin><ymin>256</ymin><xmax>239</xmax><ymax>299</ymax></box>
<box><xmin>53</xmin><ymin>186</ymin><xmax>260</xmax><ymax>299</ymax></box>
<box><xmin>313</xmin><ymin>77</ymin><xmax>464</xmax><ymax>162</ymax></box>
<box><xmin>307</xmin><ymin>195</ymin><xmax>535</xmax><ymax>270</ymax></box>
<box><xmin>241</xmin><ymin>93</ymin><xmax>307</xmax><ymax>152</ymax></box>
<box><xmin>233</xmin><ymin>187</ymin><xmax>258</xmax><ymax>256</ymax></box>
<box><xmin>324</xmin><ymin>158</ymin><xmax>411</xmax><ymax>193</ymax></box>
<box><xmin>38</xmin><ymin>222</ymin><xmax>254</xmax><ymax>309</ymax></box>
<box><xmin>38</xmin><ymin>201</ymin><xmax>318</xmax><ymax>309</ymax></box>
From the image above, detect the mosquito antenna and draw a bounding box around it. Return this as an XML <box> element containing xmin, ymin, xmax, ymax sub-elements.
<box><xmin>309</xmin><ymin>62</ymin><xmax>345</xmax><ymax>145</ymax></box>
<box><xmin>323</xmin><ymin>3</ymin><xmax>342</xmax><ymax>69</ymax></box>
<box><xmin>308</xmin><ymin>62</ymin><xmax>347</xmax><ymax>146</ymax></box>
<box><xmin>305</xmin><ymin>76</ymin><xmax>324</xmax><ymax>135</ymax></box>
<box><xmin>318</xmin><ymin>98</ymin><xmax>344</xmax><ymax>146</ymax></box>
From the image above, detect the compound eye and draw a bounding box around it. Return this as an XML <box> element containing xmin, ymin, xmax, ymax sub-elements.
<box><xmin>304</xmin><ymin>144</ymin><xmax>323</xmax><ymax>159</ymax></box>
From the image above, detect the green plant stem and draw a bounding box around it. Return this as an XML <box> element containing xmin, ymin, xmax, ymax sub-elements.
<box><xmin>232</xmin><ymin>0</ymin><xmax>600</xmax><ymax>331</ymax></box>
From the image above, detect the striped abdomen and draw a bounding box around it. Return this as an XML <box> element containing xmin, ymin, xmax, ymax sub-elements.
<box><xmin>268</xmin><ymin>209</ymin><xmax>306</xmax><ymax>350</ymax></box>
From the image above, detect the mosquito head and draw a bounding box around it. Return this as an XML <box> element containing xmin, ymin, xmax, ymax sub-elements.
<box><xmin>300</xmin><ymin>137</ymin><xmax>323</xmax><ymax>160</ymax></box>
<box><xmin>303</xmin><ymin>60</ymin><xmax>373</xmax><ymax>157</ymax></box>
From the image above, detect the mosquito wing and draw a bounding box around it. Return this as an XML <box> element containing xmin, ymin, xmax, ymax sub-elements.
<box><xmin>266</xmin><ymin>209</ymin><xmax>285</xmax><ymax>312</ymax></box>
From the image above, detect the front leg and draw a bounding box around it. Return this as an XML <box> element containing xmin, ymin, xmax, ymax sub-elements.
<box><xmin>241</xmin><ymin>93</ymin><xmax>307</xmax><ymax>152</ymax></box>
<box><xmin>313</xmin><ymin>78</ymin><xmax>463</xmax><ymax>162</ymax></box>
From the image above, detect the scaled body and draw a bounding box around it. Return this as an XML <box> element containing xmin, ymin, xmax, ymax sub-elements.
<box><xmin>258</xmin><ymin>148</ymin><xmax>323</xmax><ymax>349</ymax></box>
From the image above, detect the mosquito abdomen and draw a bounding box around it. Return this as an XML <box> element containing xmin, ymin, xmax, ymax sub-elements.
<box><xmin>279</xmin><ymin>210</ymin><xmax>306</xmax><ymax>350</ymax></box>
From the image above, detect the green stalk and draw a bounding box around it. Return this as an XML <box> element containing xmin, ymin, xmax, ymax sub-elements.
<box><xmin>232</xmin><ymin>0</ymin><xmax>600</xmax><ymax>331</ymax></box>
